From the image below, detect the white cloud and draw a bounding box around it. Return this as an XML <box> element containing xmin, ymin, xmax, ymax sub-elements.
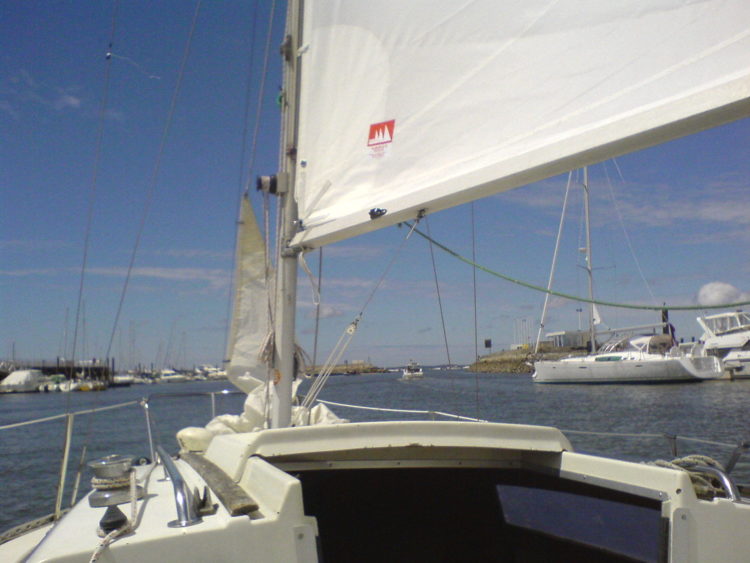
<box><xmin>0</xmin><ymin>239</ymin><xmax>73</xmax><ymax>251</ymax></box>
<box><xmin>53</xmin><ymin>94</ymin><xmax>81</xmax><ymax>110</ymax></box>
<box><xmin>88</xmin><ymin>266</ymin><xmax>229</xmax><ymax>289</ymax></box>
<box><xmin>0</xmin><ymin>268</ymin><xmax>59</xmax><ymax>277</ymax></box>
<box><xmin>305</xmin><ymin>304</ymin><xmax>343</xmax><ymax>319</ymax></box>
<box><xmin>322</xmin><ymin>244</ymin><xmax>385</xmax><ymax>260</ymax></box>
<box><xmin>154</xmin><ymin>248</ymin><xmax>231</xmax><ymax>260</ymax></box>
<box><xmin>696</xmin><ymin>282</ymin><xmax>750</xmax><ymax>306</ymax></box>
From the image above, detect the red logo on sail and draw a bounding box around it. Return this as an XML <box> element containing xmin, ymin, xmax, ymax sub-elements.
<box><xmin>368</xmin><ymin>120</ymin><xmax>395</xmax><ymax>147</ymax></box>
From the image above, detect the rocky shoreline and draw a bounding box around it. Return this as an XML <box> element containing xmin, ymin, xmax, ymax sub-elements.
<box><xmin>470</xmin><ymin>347</ymin><xmax>587</xmax><ymax>374</ymax></box>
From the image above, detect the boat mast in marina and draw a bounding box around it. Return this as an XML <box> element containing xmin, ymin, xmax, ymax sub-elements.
<box><xmin>582</xmin><ymin>167</ymin><xmax>597</xmax><ymax>354</ymax></box>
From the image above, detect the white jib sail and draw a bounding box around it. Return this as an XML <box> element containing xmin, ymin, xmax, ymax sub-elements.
<box><xmin>292</xmin><ymin>0</ymin><xmax>750</xmax><ymax>249</ymax></box>
<box><xmin>225</xmin><ymin>195</ymin><xmax>271</xmax><ymax>392</ymax></box>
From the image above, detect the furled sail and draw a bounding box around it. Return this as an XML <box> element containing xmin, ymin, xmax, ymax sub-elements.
<box><xmin>225</xmin><ymin>194</ymin><xmax>271</xmax><ymax>392</ymax></box>
<box><xmin>292</xmin><ymin>0</ymin><xmax>750</xmax><ymax>249</ymax></box>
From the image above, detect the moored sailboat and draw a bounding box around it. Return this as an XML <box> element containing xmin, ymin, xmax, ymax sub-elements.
<box><xmin>3</xmin><ymin>2</ymin><xmax>750</xmax><ymax>562</ymax></box>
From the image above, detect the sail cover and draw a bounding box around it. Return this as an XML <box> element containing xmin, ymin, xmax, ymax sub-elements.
<box><xmin>292</xmin><ymin>0</ymin><xmax>750</xmax><ymax>248</ymax></box>
<box><xmin>225</xmin><ymin>195</ymin><xmax>270</xmax><ymax>389</ymax></box>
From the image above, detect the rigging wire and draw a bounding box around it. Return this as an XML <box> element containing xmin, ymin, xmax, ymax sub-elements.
<box><xmin>424</xmin><ymin>217</ymin><xmax>460</xmax><ymax>419</ymax></box>
<box><xmin>470</xmin><ymin>202</ymin><xmax>481</xmax><ymax>420</ymax></box>
<box><xmin>406</xmin><ymin>223</ymin><xmax>750</xmax><ymax>311</ymax></box>
<box><xmin>603</xmin><ymin>159</ymin><xmax>659</xmax><ymax>305</ymax></box>
<box><xmin>302</xmin><ymin>220</ymin><xmax>417</xmax><ymax>409</ymax></box>
<box><xmin>65</xmin><ymin>0</ymin><xmax>120</xmax><ymax>510</ymax></box>
<box><xmin>70</xmin><ymin>1</ymin><xmax>119</xmax><ymax>371</ymax></box>
<box><xmin>222</xmin><ymin>0</ymin><xmax>278</xmax><ymax>371</ymax></box>
<box><xmin>104</xmin><ymin>0</ymin><xmax>202</xmax><ymax>362</ymax></box>
<box><xmin>424</xmin><ymin>218</ymin><xmax>452</xmax><ymax>367</ymax></box>
<box><xmin>534</xmin><ymin>171</ymin><xmax>573</xmax><ymax>353</ymax></box>
<box><xmin>312</xmin><ymin>249</ymin><xmax>323</xmax><ymax>370</ymax></box>
<box><xmin>222</xmin><ymin>0</ymin><xmax>261</xmax><ymax>368</ymax></box>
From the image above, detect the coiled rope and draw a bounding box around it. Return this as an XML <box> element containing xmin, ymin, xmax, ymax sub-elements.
<box><xmin>89</xmin><ymin>469</ymin><xmax>139</xmax><ymax>562</ymax></box>
<box><xmin>647</xmin><ymin>454</ymin><xmax>729</xmax><ymax>499</ymax></box>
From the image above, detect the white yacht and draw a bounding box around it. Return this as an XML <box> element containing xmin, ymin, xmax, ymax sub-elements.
<box><xmin>534</xmin><ymin>334</ymin><xmax>723</xmax><ymax>384</ymax></box>
<box><xmin>695</xmin><ymin>311</ymin><xmax>750</xmax><ymax>378</ymax></box>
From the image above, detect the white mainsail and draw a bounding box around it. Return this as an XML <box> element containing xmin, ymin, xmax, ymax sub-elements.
<box><xmin>225</xmin><ymin>194</ymin><xmax>271</xmax><ymax>392</ymax></box>
<box><xmin>292</xmin><ymin>0</ymin><xmax>750</xmax><ymax>249</ymax></box>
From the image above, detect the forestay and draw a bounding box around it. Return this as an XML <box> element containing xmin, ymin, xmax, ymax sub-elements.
<box><xmin>292</xmin><ymin>0</ymin><xmax>750</xmax><ymax>249</ymax></box>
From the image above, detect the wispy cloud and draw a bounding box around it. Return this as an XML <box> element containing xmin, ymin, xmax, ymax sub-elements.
<box><xmin>321</xmin><ymin>277</ymin><xmax>379</xmax><ymax>290</ymax></box>
<box><xmin>152</xmin><ymin>248</ymin><xmax>232</xmax><ymax>260</ymax></box>
<box><xmin>606</xmin><ymin>184</ymin><xmax>750</xmax><ymax>229</ymax></box>
<box><xmin>3</xmin><ymin>69</ymin><xmax>84</xmax><ymax>117</ymax></box>
<box><xmin>0</xmin><ymin>239</ymin><xmax>74</xmax><ymax>251</ymax></box>
<box><xmin>53</xmin><ymin>93</ymin><xmax>81</xmax><ymax>110</ymax></box>
<box><xmin>0</xmin><ymin>268</ymin><xmax>60</xmax><ymax>277</ymax></box>
<box><xmin>88</xmin><ymin>266</ymin><xmax>230</xmax><ymax>289</ymax></box>
<box><xmin>321</xmin><ymin>244</ymin><xmax>386</xmax><ymax>260</ymax></box>
<box><xmin>304</xmin><ymin>304</ymin><xmax>344</xmax><ymax>319</ymax></box>
<box><xmin>504</xmin><ymin>170</ymin><xmax>749</xmax><ymax>219</ymax></box>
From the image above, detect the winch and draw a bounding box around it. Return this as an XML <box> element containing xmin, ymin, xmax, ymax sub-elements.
<box><xmin>88</xmin><ymin>454</ymin><xmax>144</xmax><ymax>508</ymax></box>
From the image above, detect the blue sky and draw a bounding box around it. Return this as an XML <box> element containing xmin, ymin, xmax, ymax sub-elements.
<box><xmin>2</xmin><ymin>2</ymin><xmax>748</xmax><ymax>370</ymax></box>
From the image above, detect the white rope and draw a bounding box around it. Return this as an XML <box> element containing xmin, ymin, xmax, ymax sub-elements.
<box><xmin>647</xmin><ymin>454</ymin><xmax>726</xmax><ymax>499</ymax></box>
<box><xmin>89</xmin><ymin>469</ymin><xmax>139</xmax><ymax>562</ymax></box>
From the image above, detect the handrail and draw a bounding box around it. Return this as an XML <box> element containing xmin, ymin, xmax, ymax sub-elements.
<box><xmin>156</xmin><ymin>445</ymin><xmax>202</xmax><ymax>527</ymax></box>
<box><xmin>0</xmin><ymin>400</ymin><xmax>139</xmax><ymax>431</ymax></box>
<box><xmin>683</xmin><ymin>464</ymin><xmax>743</xmax><ymax>503</ymax></box>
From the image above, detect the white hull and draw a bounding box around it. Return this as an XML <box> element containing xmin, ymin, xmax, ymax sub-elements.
<box><xmin>0</xmin><ymin>370</ymin><xmax>43</xmax><ymax>393</ymax></box>
<box><xmin>5</xmin><ymin>420</ymin><xmax>750</xmax><ymax>563</ymax></box>
<box><xmin>724</xmin><ymin>350</ymin><xmax>750</xmax><ymax>379</ymax></box>
<box><xmin>534</xmin><ymin>354</ymin><xmax>722</xmax><ymax>384</ymax></box>
<box><xmin>159</xmin><ymin>375</ymin><xmax>189</xmax><ymax>384</ymax></box>
<box><xmin>401</xmin><ymin>369</ymin><xmax>423</xmax><ymax>380</ymax></box>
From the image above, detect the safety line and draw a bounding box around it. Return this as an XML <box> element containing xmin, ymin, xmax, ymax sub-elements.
<box><xmin>406</xmin><ymin>223</ymin><xmax>750</xmax><ymax>312</ymax></box>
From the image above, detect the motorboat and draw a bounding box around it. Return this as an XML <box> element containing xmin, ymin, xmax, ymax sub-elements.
<box><xmin>0</xmin><ymin>370</ymin><xmax>43</xmax><ymax>393</ymax></box>
<box><xmin>401</xmin><ymin>361</ymin><xmax>424</xmax><ymax>380</ymax></box>
<box><xmin>695</xmin><ymin>311</ymin><xmax>750</xmax><ymax>378</ymax></box>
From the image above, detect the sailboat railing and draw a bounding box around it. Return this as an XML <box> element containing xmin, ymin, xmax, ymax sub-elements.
<box><xmin>140</xmin><ymin>390</ymin><xmax>244</xmax><ymax>461</ymax></box>
<box><xmin>317</xmin><ymin>399</ymin><xmax>487</xmax><ymax>422</ymax></box>
<box><xmin>0</xmin><ymin>399</ymin><xmax>140</xmax><ymax>526</ymax></box>
<box><xmin>318</xmin><ymin>400</ymin><xmax>748</xmax><ymax>474</ymax></box>
<box><xmin>0</xmin><ymin>390</ymin><xmax>243</xmax><ymax>529</ymax></box>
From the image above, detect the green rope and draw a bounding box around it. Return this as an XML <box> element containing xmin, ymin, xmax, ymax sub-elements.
<box><xmin>406</xmin><ymin>223</ymin><xmax>750</xmax><ymax>312</ymax></box>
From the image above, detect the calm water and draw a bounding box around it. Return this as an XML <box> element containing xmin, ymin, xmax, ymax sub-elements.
<box><xmin>2</xmin><ymin>370</ymin><xmax>749</xmax><ymax>533</ymax></box>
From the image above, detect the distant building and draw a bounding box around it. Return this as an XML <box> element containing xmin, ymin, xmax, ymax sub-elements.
<box><xmin>546</xmin><ymin>330</ymin><xmax>588</xmax><ymax>349</ymax></box>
